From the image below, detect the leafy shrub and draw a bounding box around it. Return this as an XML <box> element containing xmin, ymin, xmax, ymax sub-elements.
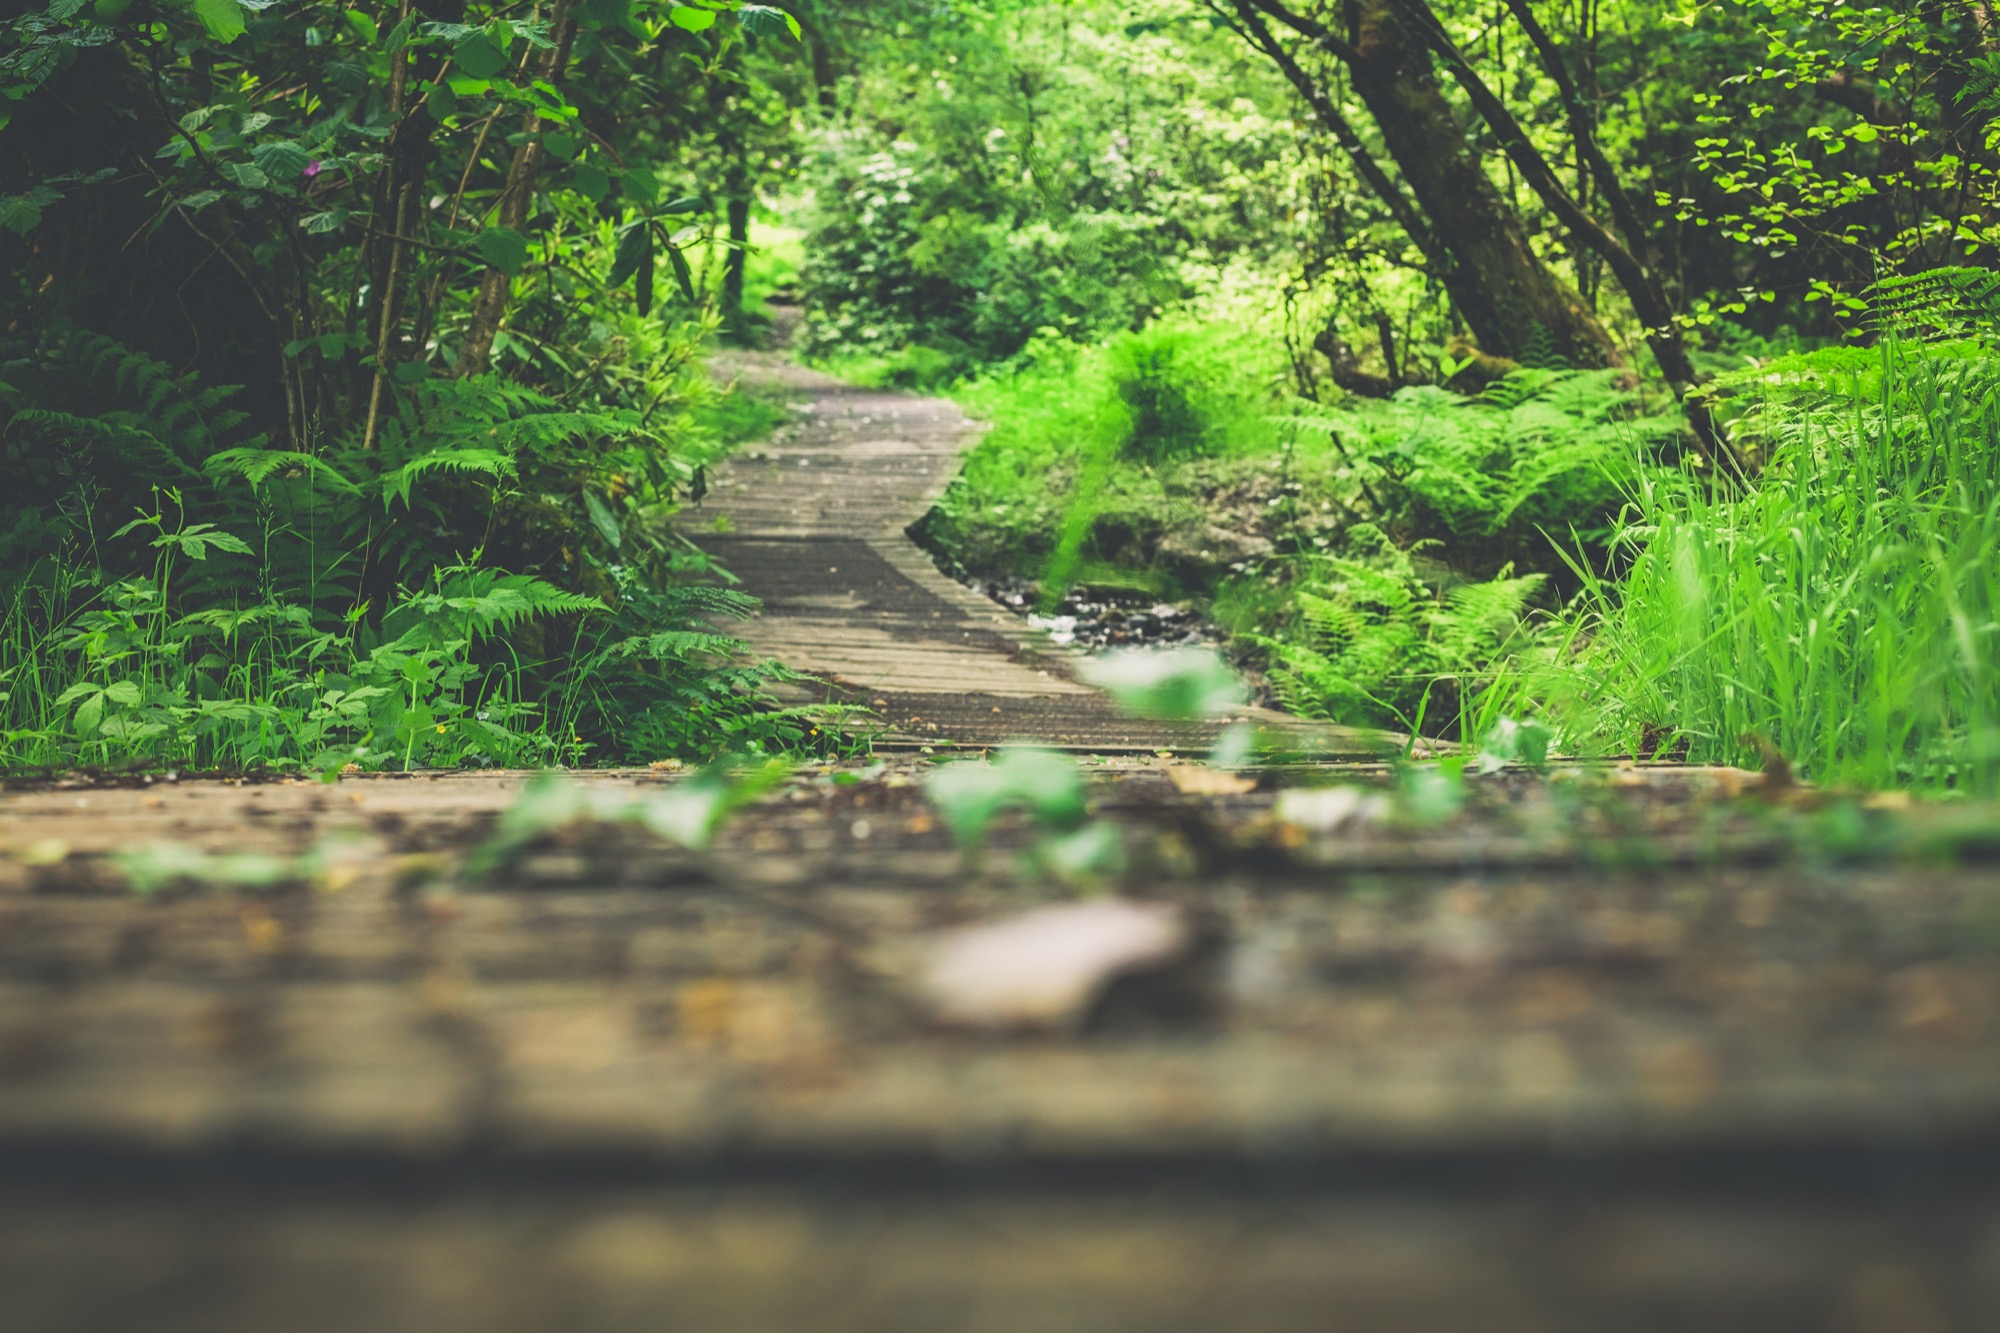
<box><xmin>799</xmin><ymin>136</ymin><xmax>1189</xmax><ymax>362</ymax></box>
<box><xmin>1291</xmin><ymin>368</ymin><xmax>1684</xmax><ymax>576</ymax></box>
<box><xmin>1107</xmin><ymin>326</ymin><xmax>1216</xmax><ymax>461</ymax></box>
<box><xmin>0</xmin><ymin>330</ymin><xmax>814</xmax><ymax>772</ymax></box>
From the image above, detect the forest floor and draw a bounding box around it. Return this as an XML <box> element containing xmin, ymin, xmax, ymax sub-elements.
<box><xmin>4</xmin><ymin>357</ymin><xmax>2000</xmax><ymax>1332</ymax></box>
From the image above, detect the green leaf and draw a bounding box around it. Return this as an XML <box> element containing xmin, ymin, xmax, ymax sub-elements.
<box><xmin>582</xmin><ymin>489</ymin><xmax>622</xmax><ymax>550</ymax></box>
<box><xmin>543</xmin><ymin>131</ymin><xmax>581</xmax><ymax>162</ymax></box>
<box><xmin>474</xmin><ymin>225</ymin><xmax>530</xmax><ymax>274</ymax></box>
<box><xmin>622</xmin><ymin>165</ymin><xmax>660</xmax><ymax>206</ymax></box>
<box><xmin>666</xmin><ymin>243</ymin><xmax>695</xmax><ymax>304</ymax></box>
<box><xmin>1033</xmin><ymin>820</ymin><xmax>1124</xmax><ymax>882</ymax></box>
<box><xmin>383</xmin><ymin>13</ymin><xmax>414</xmax><ymax>51</ymax></box>
<box><xmin>0</xmin><ymin>194</ymin><xmax>45</xmax><ymax>235</ymax></box>
<box><xmin>661</xmin><ymin>194</ymin><xmax>704</xmax><ymax>215</ymax></box>
<box><xmin>342</xmin><ymin>9</ymin><xmax>378</xmax><ymax>43</ymax></box>
<box><xmin>922</xmin><ymin>748</ymin><xmax>1086</xmax><ymax>847</ymax></box>
<box><xmin>572</xmin><ymin>159</ymin><xmax>610</xmax><ymax>201</ymax></box>
<box><xmin>163</xmin><ymin>523</ymin><xmax>253</xmax><ymax>560</ymax></box>
<box><xmin>250</xmin><ymin>140</ymin><xmax>309</xmax><ymax>179</ymax></box>
<box><xmin>453</xmin><ymin>31</ymin><xmax>506</xmax><ymax>78</ymax></box>
<box><xmin>738</xmin><ymin>4</ymin><xmax>801</xmax><ymax>39</ymax></box>
<box><xmin>1476</xmin><ymin>716</ymin><xmax>1555</xmax><ymax>774</ymax></box>
<box><xmin>113</xmin><ymin>841</ymin><xmax>296</xmax><ymax>895</ymax></box>
<box><xmin>74</xmin><ymin>691</ymin><xmax>105</xmax><ymax>738</ymax></box>
<box><xmin>1075</xmin><ymin>647</ymin><xmax>1246</xmax><ymax>720</ymax></box>
<box><xmin>426</xmin><ymin>78</ymin><xmax>458</xmax><ymax>120</ymax></box>
<box><xmin>606</xmin><ymin>222</ymin><xmax>652</xmax><ymax>289</ymax></box>
<box><xmin>191</xmin><ymin>0</ymin><xmax>247</xmax><ymax>43</ymax></box>
<box><xmin>669</xmin><ymin>5</ymin><xmax>716</xmax><ymax>32</ymax></box>
<box><xmin>635</xmin><ymin>761</ymin><xmax>789</xmax><ymax>849</ymax></box>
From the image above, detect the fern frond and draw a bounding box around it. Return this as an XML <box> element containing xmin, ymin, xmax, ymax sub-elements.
<box><xmin>1865</xmin><ymin>267</ymin><xmax>2000</xmax><ymax>341</ymax></box>
<box><xmin>606</xmin><ymin>630</ymin><xmax>751</xmax><ymax>661</ymax></box>
<box><xmin>379</xmin><ymin>448</ymin><xmax>518</xmax><ymax>509</ymax></box>
<box><xmin>205</xmin><ymin>447</ymin><xmax>362</xmax><ymax>493</ymax></box>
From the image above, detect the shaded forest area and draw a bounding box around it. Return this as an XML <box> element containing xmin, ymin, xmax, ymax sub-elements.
<box><xmin>2</xmin><ymin>0</ymin><xmax>1997</xmax><ymax>792</ymax></box>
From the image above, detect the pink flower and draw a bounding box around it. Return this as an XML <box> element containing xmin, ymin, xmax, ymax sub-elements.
<box><xmin>303</xmin><ymin>160</ymin><xmax>322</xmax><ymax>179</ymax></box>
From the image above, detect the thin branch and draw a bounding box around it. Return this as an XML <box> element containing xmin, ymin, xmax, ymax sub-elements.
<box><xmin>1238</xmin><ymin>0</ymin><xmax>1364</xmax><ymax>65</ymax></box>
<box><xmin>1214</xmin><ymin>0</ymin><xmax>1443</xmax><ymax>266</ymax></box>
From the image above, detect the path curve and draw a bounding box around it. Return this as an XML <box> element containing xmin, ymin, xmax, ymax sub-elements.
<box><xmin>688</xmin><ymin>351</ymin><xmax>1363</xmax><ymax>754</ymax></box>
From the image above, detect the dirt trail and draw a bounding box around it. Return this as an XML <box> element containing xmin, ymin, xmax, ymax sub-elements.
<box><xmin>689</xmin><ymin>349</ymin><xmax>1360</xmax><ymax>753</ymax></box>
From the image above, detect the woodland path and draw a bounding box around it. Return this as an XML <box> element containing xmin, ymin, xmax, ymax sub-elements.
<box><xmin>2</xmin><ymin>353</ymin><xmax>1998</xmax><ymax>1330</ymax></box>
<box><xmin>686</xmin><ymin>348</ymin><xmax>1343</xmax><ymax>753</ymax></box>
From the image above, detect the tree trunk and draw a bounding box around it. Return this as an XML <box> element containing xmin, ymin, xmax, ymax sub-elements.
<box><xmin>721</xmin><ymin>157</ymin><xmax>752</xmax><ymax>343</ymax></box>
<box><xmin>1396</xmin><ymin>0</ymin><xmax>1745</xmax><ymax>474</ymax></box>
<box><xmin>1337</xmin><ymin>0</ymin><xmax>1617</xmax><ymax>367</ymax></box>
<box><xmin>455</xmin><ymin>0</ymin><xmax>577</xmax><ymax>377</ymax></box>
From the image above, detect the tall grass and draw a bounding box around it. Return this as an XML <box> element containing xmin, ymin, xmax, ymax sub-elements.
<box><xmin>1550</xmin><ymin>340</ymin><xmax>2000</xmax><ymax>792</ymax></box>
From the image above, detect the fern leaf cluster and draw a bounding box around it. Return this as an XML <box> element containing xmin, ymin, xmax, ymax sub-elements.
<box><xmin>1254</xmin><ymin>540</ymin><xmax>1545</xmax><ymax>733</ymax></box>
<box><xmin>0</xmin><ymin>326</ymin><xmax>817</xmax><ymax>772</ymax></box>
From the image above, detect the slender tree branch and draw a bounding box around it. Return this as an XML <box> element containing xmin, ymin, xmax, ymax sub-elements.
<box><xmin>456</xmin><ymin>0</ymin><xmax>581</xmax><ymax>377</ymax></box>
<box><xmin>1214</xmin><ymin>0</ymin><xmax>1443</xmax><ymax>266</ymax></box>
<box><xmin>1395</xmin><ymin>0</ymin><xmax>1746</xmax><ymax>475</ymax></box>
<box><xmin>1498</xmin><ymin>0</ymin><xmax>1652</xmax><ymax>270</ymax></box>
<box><xmin>1238</xmin><ymin>0</ymin><xmax>1364</xmax><ymax>65</ymax></box>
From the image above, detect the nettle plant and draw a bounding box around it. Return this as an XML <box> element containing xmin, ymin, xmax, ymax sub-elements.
<box><xmin>7</xmin><ymin>496</ymin><xmax>594</xmax><ymax>772</ymax></box>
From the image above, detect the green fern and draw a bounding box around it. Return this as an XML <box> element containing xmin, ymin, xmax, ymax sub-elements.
<box><xmin>1864</xmin><ymin>266</ymin><xmax>2000</xmax><ymax>341</ymax></box>
<box><xmin>378</xmin><ymin>448</ymin><xmax>519</xmax><ymax>510</ymax></box>
<box><xmin>1290</xmin><ymin>367</ymin><xmax>1676</xmax><ymax>567</ymax></box>
<box><xmin>1253</xmin><ymin>544</ymin><xmax>1545</xmax><ymax>734</ymax></box>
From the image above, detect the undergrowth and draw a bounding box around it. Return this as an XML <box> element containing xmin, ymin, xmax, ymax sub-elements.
<box><xmin>1534</xmin><ymin>327</ymin><xmax>2000</xmax><ymax>793</ymax></box>
<box><xmin>904</xmin><ymin>270</ymin><xmax>2000</xmax><ymax>784</ymax></box>
<box><xmin>0</xmin><ymin>329</ymin><xmax>838</xmax><ymax>774</ymax></box>
<box><xmin>906</xmin><ymin>301</ymin><xmax>1681</xmax><ymax>741</ymax></box>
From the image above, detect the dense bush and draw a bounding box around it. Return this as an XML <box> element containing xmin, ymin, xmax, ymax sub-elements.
<box><xmin>0</xmin><ymin>0</ymin><xmax>838</xmax><ymax>773</ymax></box>
<box><xmin>798</xmin><ymin>137</ymin><xmax>1188</xmax><ymax>363</ymax></box>
<box><xmin>796</xmin><ymin>1</ymin><xmax>1301</xmax><ymax>362</ymax></box>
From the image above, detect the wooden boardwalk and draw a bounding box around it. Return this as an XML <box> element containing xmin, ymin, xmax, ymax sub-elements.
<box><xmin>3</xmin><ymin>766</ymin><xmax>2000</xmax><ymax>1329</ymax></box>
<box><xmin>684</xmin><ymin>353</ymin><xmax>1355</xmax><ymax>753</ymax></box>
<box><xmin>4</xmin><ymin>361</ymin><xmax>1999</xmax><ymax>1330</ymax></box>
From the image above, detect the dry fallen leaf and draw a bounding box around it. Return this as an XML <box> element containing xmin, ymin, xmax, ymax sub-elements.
<box><xmin>1165</xmin><ymin>765</ymin><xmax>1257</xmax><ymax>796</ymax></box>
<box><xmin>1272</xmin><ymin>786</ymin><xmax>1389</xmax><ymax>834</ymax></box>
<box><xmin>915</xmin><ymin>900</ymin><xmax>1191</xmax><ymax>1031</ymax></box>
